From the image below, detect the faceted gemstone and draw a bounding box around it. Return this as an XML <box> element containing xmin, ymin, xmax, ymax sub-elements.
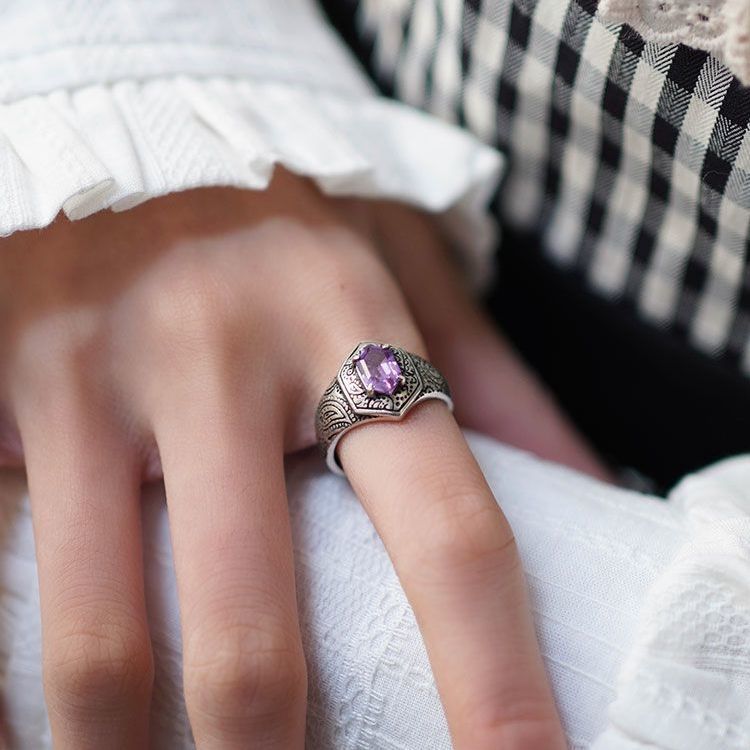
<box><xmin>354</xmin><ymin>344</ymin><xmax>402</xmax><ymax>395</ymax></box>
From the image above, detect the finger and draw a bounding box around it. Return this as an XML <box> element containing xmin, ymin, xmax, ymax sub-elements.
<box><xmin>152</xmin><ymin>371</ymin><xmax>306</xmax><ymax>749</ymax></box>
<box><xmin>372</xmin><ymin>202</ymin><xmax>612</xmax><ymax>481</ymax></box>
<box><xmin>338</xmin><ymin>399</ymin><xmax>567</xmax><ymax>750</ymax></box>
<box><xmin>294</xmin><ymin>233</ymin><xmax>563</xmax><ymax>746</ymax></box>
<box><xmin>14</xmin><ymin>383</ymin><xmax>153</xmax><ymax>750</ymax></box>
<box><xmin>0</xmin><ymin>409</ymin><xmax>24</xmax><ymax>468</ymax></box>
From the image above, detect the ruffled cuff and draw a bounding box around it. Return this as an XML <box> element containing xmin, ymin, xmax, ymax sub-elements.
<box><xmin>0</xmin><ymin>76</ymin><xmax>503</xmax><ymax>289</ymax></box>
<box><xmin>593</xmin><ymin>456</ymin><xmax>750</xmax><ymax>750</ymax></box>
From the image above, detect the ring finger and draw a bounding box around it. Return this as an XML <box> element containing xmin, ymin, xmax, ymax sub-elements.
<box><xmin>14</xmin><ymin>376</ymin><xmax>153</xmax><ymax>750</ymax></box>
<box><xmin>340</xmin><ymin>399</ymin><xmax>565</xmax><ymax>749</ymax></box>
<box><xmin>306</xmin><ymin>284</ymin><xmax>565</xmax><ymax>748</ymax></box>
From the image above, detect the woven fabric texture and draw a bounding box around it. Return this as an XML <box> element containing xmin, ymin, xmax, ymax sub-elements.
<box><xmin>3</xmin><ymin>433</ymin><xmax>750</xmax><ymax>748</ymax></box>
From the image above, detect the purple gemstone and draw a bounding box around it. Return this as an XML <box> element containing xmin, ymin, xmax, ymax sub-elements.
<box><xmin>354</xmin><ymin>344</ymin><xmax>402</xmax><ymax>395</ymax></box>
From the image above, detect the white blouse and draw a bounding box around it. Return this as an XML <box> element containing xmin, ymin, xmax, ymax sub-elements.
<box><xmin>0</xmin><ymin>0</ymin><xmax>503</xmax><ymax>286</ymax></box>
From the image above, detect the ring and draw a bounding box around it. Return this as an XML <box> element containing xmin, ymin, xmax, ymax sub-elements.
<box><xmin>315</xmin><ymin>341</ymin><xmax>453</xmax><ymax>475</ymax></box>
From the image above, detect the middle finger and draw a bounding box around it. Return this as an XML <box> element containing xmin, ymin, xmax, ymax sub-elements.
<box><xmin>150</xmin><ymin>351</ymin><xmax>307</xmax><ymax>748</ymax></box>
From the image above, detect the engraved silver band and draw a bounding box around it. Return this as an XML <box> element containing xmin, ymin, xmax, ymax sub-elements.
<box><xmin>315</xmin><ymin>341</ymin><xmax>453</xmax><ymax>475</ymax></box>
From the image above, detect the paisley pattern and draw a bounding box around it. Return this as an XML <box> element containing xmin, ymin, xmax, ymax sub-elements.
<box><xmin>315</xmin><ymin>345</ymin><xmax>452</xmax><ymax>460</ymax></box>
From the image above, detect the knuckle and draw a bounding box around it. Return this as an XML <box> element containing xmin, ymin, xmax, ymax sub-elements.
<box><xmin>460</xmin><ymin>698</ymin><xmax>564</xmax><ymax>750</ymax></box>
<box><xmin>45</xmin><ymin>615</ymin><xmax>153</xmax><ymax>714</ymax></box>
<box><xmin>414</xmin><ymin>476</ymin><xmax>519</xmax><ymax>581</ymax></box>
<box><xmin>143</xmin><ymin>260</ymin><xmax>236</xmax><ymax>354</ymax></box>
<box><xmin>301</xmin><ymin>244</ymin><xmax>367</xmax><ymax>303</ymax></box>
<box><xmin>184</xmin><ymin>621</ymin><xmax>307</xmax><ymax>724</ymax></box>
<box><xmin>295</xmin><ymin>235</ymin><xmax>394</xmax><ymax>315</ymax></box>
<box><xmin>13</xmin><ymin>312</ymin><xmax>105</xmax><ymax>392</ymax></box>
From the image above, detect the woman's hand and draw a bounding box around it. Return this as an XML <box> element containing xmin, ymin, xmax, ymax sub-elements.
<box><xmin>0</xmin><ymin>170</ymin><xmax>607</xmax><ymax>749</ymax></box>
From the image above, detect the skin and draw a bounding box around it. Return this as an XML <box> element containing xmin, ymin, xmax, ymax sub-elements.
<box><xmin>0</xmin><ymin>169</ymin><xmax>611</xmax><ymax>750</ymax></box>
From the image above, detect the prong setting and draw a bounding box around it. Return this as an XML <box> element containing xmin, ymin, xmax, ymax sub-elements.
<box><xmin>352</xmin><ymin>342</ymin><xmax>403</xmax><ymax>397</ymax></box>
<box><xmin>317</xmin><ymin>342</ymin><xmax>453</xmax><ymax>475</ymax></box>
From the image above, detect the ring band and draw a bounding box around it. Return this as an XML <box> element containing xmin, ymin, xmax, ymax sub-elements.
<box><xmin>315</xmin><ymin>341</ymin><xmax>453</xmax><ymax>475</ymax></box>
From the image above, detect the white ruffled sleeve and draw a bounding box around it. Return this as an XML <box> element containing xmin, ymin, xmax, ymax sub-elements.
<box><xmin>592</xmin><ymin>458</ymin><xmax>750</xmax><ymax>750</ymax></box>
<box><xmin>0</xmin><ymin>0</ymin><xmax>503</xmax><ymax>288</ymax></box>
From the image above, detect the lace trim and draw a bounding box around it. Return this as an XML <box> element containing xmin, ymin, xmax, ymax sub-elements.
<box><xmin>598</xmin><ymin>0</ymin><xmax>750</xmax><ymax>84</ymax></box>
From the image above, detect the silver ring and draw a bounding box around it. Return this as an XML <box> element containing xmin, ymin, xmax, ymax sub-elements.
<box><xmin>315</xmin><ymin>341</ymin><xmax>453</xmax><ymax>475</ymax></box>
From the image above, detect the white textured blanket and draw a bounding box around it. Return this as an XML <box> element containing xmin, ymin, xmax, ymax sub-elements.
<box><xmin>2</xmin><ymin>431</ymin><xmax>749</xmax><ymax>749</ymax></box>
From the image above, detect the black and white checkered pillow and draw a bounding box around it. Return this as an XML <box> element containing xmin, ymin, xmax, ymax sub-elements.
<box><xmin>325</xmin><ymin>0</ymin><xmax>750</xmax><ymax>373</ymax></box>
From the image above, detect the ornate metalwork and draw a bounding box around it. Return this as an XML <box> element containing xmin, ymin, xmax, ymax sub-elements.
<box><xmin>315</xmin><ymin>341</ymin><xmax>453</xmax><ymax>475</ymax></box>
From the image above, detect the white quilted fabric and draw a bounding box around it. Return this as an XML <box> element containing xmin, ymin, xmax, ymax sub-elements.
<box><xmin>594</xmin><ymin>458</ymin><xmax>750</xmax><ymax>750</ymax></box>
<box><xmin>2</xmin><ymin>432</ymin><xmax>750</xmax><ymax>749</ymax></box>
<box><xmin>598</xmin><ymin>0</ymin><xmax>750</xmax><ymax>84</ymax></box>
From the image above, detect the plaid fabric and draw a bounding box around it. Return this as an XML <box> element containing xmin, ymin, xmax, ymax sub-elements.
<box><xmin>324</xmin><ymin>0</ymin><xmax>750</xmax><ymax>374</ymax></box>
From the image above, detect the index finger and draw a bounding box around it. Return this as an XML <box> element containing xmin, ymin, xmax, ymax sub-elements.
<box><xmin>338</xmin><ymin>400</ymin><xmax>566</xmax><ymax>750</ymax></box>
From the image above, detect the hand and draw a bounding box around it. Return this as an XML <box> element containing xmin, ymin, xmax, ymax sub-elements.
<box><xmin>0</xmin><ymin>169</ymin><xmax>607</xmax><ymax>749</ymax></box>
